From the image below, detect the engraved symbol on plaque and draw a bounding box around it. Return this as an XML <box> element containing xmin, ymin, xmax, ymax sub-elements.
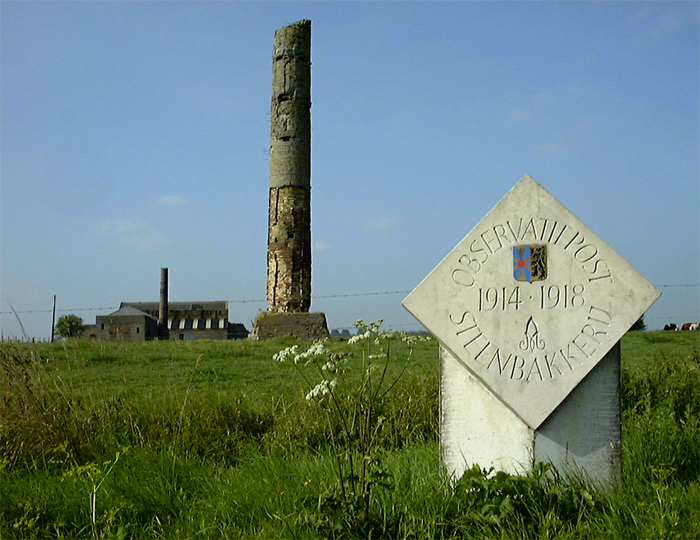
<box><xmin>513</xmin><ymin>245</ymin><xmax>547</xmax><ymax>282</ymax></box>
<box><xmin>520</xmin><ymin>316</ymin><xmax>545</xmax><ymax>352</ymax></box>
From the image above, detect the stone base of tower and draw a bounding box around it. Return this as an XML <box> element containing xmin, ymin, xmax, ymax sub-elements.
<box><xmin>251</xmin><ymin>311</ymin><xmax>330</xmax><ymax>340</ymax></box>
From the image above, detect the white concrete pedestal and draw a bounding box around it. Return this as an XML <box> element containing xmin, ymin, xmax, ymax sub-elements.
<box><xmin>441</xmin><ymin>341</ymin><xmax>622</xmax><ymax>486</ymax></box>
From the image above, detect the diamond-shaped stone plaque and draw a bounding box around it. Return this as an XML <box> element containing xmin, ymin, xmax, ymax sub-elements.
<box><xmin>403</xmin><ymin>175</ymin><xmax>660</xmax><ymax>429</ymax></box>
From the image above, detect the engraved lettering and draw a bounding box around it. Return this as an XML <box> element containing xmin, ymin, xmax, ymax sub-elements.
<box><xmin>558</xmin><ymin>346</ymin><xmax>578</xmax><ymax>370</ymax></box>
<box><xmin>538</xmin><ymin>218</ymin><xmax>550</xmax><ymax>242</ymax></box>
<box><xmin>544</xmin><ymin>352</ymin><xmax>564</xmax><ymax>377</ymax></box>
<box><xmin>571</xmin><ymin>284</ymin><xmax>585</xmax><ymax>307</ymax></box>
<box><xmin>486</xmin><ymin>349</ymin><xmax>512</xmax><ymax>375</ymax></box>
<box><xmin>452</xmin><ymin>268</ymin><xmax>476</xmax><ymax>288</ymax></box>
<box><xmin>458</xmin><ymin>253</ymin><xmax>482</xmax><ymax>274</ymax></box>
<box><xmin>539</xmin><ymin>284</ymin><xmax>586</xmax><ymax>309</ymax></box>
<box><xmin>469</xmin><ymin>238</ymin><xmax>489</xmax><ymax>264</ymax></box>
<box><xmin>587</xmin><ymin>259</ymin><xmax>613</xmax><ymax>283</ymax></box>
<box><xmin>506</xmin><ymin>218</ymin><xmax>524</xmax><ymax>242</ymax></box>
<box><xmin>564</xmin><ymin>231</ymin><xmax>586</xmax><ymax>251</ymax></box>
<box><xmin>449</xmin><ymin>310</ymin><xmax>471</xmax><ymax>326</ymax></box>
<box><xmin>480</xmin><ymin>229</ymin><xmax>502</xmax><ymax>254</ymax></box>
<box><xmin>551</xmin><ymin>222</ymin><xmax>570</xmax><ymax>245</ymax></box>
<box><xmin>587</xmin><ymin>305</ymin><xmax>612</xmax><ymax>326</ymax></box>
<box><xmin>463</xmin><ymin>332</ymin><xmax>489</xmax><ymax>360</ymax></box>
<box><xmin>479</xmin><ymin>287</ymin><xmax>497</xmax><ymax>311</ymax></box>
<box><xmin>510</xmin><ymin>355</ymin><xmax>526</xmax><ymax>379</ymax></box>
<box><xmin>462</xmin><ymin>330</ymin><xmax>484</xmax><ymax>347</ymax></box>
<box><xmin>526</xmin><ymin>357</ymin><xmax>544</xmax><ymax>381</ymax></box>
<box><xmin>580</xmin><ymin>323</ymin><xmax>607</xmax><ymax>346</ymax></box>
<box><xmin>449</xmin><ymin>310</ymin><xmax>478</xmax><ymax>336</ymax></box>
<box><xmin>479</xmin><ymin>286</ymin><xmax>522</xmax><ymax>311</ymax></box>
<box><xmin>493</xmin><ymin>223</ymin><xmax>513</xmax><ymax>248</ymax></box>
<box><xmin>486</xmin><ymin>349</ymin><xmax>499</xmax><ymax>371</ymax></box>
<box><xmin>451</xmin><ymin>239</ymin><xmax>490</xmax><ymax>287</ymax></box>
<box><xmin>472</xmin><ymin>339</ymin><xmax>491</xmax><ymax>364</ymax></box>
<box><xmin>521</xmin><ymin>218</ymin><xmax>538</xmax><ymax>242</ymax></box>
<box><xmin>572</xmin><ymin>334</ymin><xmax>596</xmax><ymax>359</ymax></box>
<box><xmin>544</xmin><ymin>220</ymin><xmax>564</xmax><ymax>243</ymax></box>
<box><xmin>574</xmin><ymin>244</ymin><xmax>599</xmax><ymax>263</ymax></box>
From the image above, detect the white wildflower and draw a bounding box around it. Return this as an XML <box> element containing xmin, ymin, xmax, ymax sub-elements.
<box><xmin>399</xmin><ymin>333</ymin><xmax>432</xmax><ymax>344</ymax></box>
<box><xmin>305</xmin><ymin>341</ymin><xmax>331</xmax><ymax>357</ymax></box>
<box><xmin>292</xmin><ymin>340</ymin><xmax>330</xmax><ymax>364</ymax></box>
<box><xmin>273</xmin><ymin>345</ymin><xmax>298</xmax><ymax>362</ymax></box>
<box><xmin>305</xmin><ymin>379</ymin><xmax>337</xmax><ymax>401</ymax></box>
<box><xmin>321</xmin><ymin>355</ymin><xmax>347</xmax><ymax>373</ymax></box>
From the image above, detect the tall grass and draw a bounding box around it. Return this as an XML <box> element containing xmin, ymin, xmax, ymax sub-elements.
<box><xmin>1</xmin><ymin>330</ymin><xmax>698</xmax><ymax>539</ymax></box>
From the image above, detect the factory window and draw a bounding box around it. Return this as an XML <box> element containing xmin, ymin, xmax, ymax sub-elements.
<box><xmin>184</xmin><ymin>319</ymin><xmax>193</xmax><ymax>330</ymax></box>
<box><xmin>170</xmin><ymin>319</ymin><xmax>180</xmax><ymax>330</ymax></box>
<box><xmin>136</xmin><ymin>327</ymin><xmax>140</xmax><ymax>334</ymax></box>
<box><xmin>198</xmin><ymin>318</ymin><xmax>206</xmax><ymax>330</ymax></box>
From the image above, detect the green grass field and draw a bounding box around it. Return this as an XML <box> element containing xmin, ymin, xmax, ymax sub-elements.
<box><xmin>1</xmin><ymin>329</ymin><xmax>698</xmax><ymax>539</ymax></box>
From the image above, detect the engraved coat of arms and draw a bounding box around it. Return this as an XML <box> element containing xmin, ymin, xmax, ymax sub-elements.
<box><xmin>513</xmin><ymin>245</ymin><xmax>547</xmax><ymax>282</ymax></box>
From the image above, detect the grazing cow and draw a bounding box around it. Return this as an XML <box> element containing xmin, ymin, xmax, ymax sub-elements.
<box><xmin>690</xmin><ymin>323</ymin><xmax>699</xmax><ymax>331</ymax></box>
<box><xmin>681</xmin><ymin>322</ymin><xmax>699</xmax><ymax>331</ymax></box>
<box><xmin>664</xmin><ymin>323</ymin><xmax>678</xmax><ymax>331</ymax></box>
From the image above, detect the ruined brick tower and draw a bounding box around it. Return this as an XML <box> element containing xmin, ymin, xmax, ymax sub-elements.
<box><xmin>267</xmin><ymin>19</ymin><xmax>312</xmax><ymax>312</ymax></box>
<box><xmin>252</xmin><ymin>20</ymin><xmax>329</xmax><ymax>339</ymax></box>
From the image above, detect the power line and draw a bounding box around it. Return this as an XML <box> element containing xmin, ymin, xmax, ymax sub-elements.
<box><xmin>1</xmin><ymin>285</ymin><xmax>698</xmax><ymax>315</ymax></box>
<box><xmin>229</xmin><ymin>290</ymin><xmax>413</xmax><ymax>303</ymax></box>
<box><xmin>1</xmin><ymin>307</ymin><xmax>119</xmax><ymax>315</ymax></box>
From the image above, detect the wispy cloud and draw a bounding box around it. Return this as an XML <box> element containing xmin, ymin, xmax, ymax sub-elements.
<box><xmin>509</xmin><ymin>109</ymin><xmax>532</xmax><ymax>123</ymax></box>
<box><xmin>101</xmin><ymin>220</ymin><xmax>167</xmax><ymax>250</ymax></box>
<box><xmin>535</xmin><ymin>137</ymin><xmax>574</xmax><ymax>156</ymax></box>
<box><xmin>155</xmin><ymin>195</ymin><xmax>189</xmax><ymax>207</ymax></box>
<box><xmin>506</xmin><ymin>93</ymin><xmax>555</xmax><ymax>124</ymax></box>
<box><xmin>362</xmin><ymin>216</ymin><xmax>399</xmax><ymax>230</ymax></box>
<box><xmin>314</xmin><ymin>240</ymin><xmax>334</xmax><ymax>252</ymax></box>
<box><xmin>631</xmin><ymin>5</ymin><xmax>696</xmax><ymax>44</ymax></box>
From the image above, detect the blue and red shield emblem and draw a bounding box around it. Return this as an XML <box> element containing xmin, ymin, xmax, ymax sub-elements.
<box><xmin>513</xmin><ymin>245</ymin><xmax>547</xmax><ymax>282</ymax></box>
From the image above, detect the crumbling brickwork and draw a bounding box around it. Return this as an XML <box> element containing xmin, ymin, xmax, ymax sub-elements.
<box><xmin>267</xmin><ymin>185</ymin><xmax>311</xmax><ymax>312</ymax></box>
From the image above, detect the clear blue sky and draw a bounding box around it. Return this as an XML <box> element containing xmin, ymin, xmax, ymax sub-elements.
<box><xmin>1</xmin><ymin>1</ymin><xmax>698</xmax><ymax>339</ymax></box>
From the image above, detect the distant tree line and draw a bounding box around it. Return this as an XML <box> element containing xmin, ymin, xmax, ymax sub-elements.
<box><xmin>55</xmin><ymin>314</ymin><xmax>84</xmax><ymax>338</ymax></box>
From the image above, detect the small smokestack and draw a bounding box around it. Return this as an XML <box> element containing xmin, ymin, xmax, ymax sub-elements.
<box><xmin>159</xmin><ymin>268</ymin><xmax>169</xmax><ymax>339</ymax></box>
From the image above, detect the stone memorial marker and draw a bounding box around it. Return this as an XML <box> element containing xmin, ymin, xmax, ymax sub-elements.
<box><xmin>403</xmin><ymin>175</ymin><xmax>660</xmax><ymax>484</ymax></box>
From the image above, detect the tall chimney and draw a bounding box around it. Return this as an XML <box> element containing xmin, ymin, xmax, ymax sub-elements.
<box><xmin>251</xmin><ymin>20</ymin><xmax>329</xmax><ymax>340</ymax></box>
<box><xmin>267</xmin><ymin>19</ymin><xmax>312</xmax><ymax>313</ymax></box>
<box><xmin>159</xmin><ymin>267</ymin><xmax>169</xmax><ymax>339</ymax></box>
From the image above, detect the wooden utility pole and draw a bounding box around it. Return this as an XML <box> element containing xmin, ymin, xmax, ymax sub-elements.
<box><xmin>50</xmin><ymin>295</ymin><xmax>57</xmax><ymax>343</ymax></box>
<box><xmin>158</xmin><ymin>268</ymin><xmax>169</xmax><ymax>339</ymax></box>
